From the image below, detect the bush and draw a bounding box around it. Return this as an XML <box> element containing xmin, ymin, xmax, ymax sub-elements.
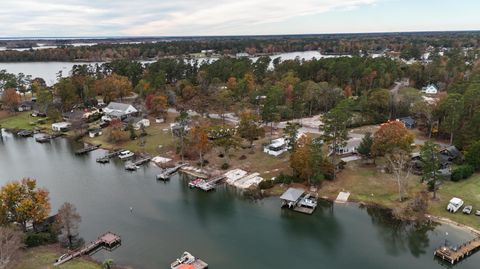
<box><xmin>221</xmin><ymin>163</ymin><xmax>230</xmax><ymax>170</ymax></box>
<box><xmin>258</xmin><ymin>180</ymin><xmax>274</xmax><ymax>189</ymax></box>
<box><xmin>451</xmin><ymin>165</ymin><xmax>475</xmax><ymax>181</ymax></box>
<box><xmin>24</xmin><ymin>231</ymin><xmax>57</xmax><ymax>247</ymax></box>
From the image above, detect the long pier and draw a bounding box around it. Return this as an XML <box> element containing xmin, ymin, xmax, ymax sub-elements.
<box><xmin>54</xmin><ymin>232</ymin><xmax>121</xmax><ymax>266</ymax></box>
<box><xmin>96</xmin><ymin>149</ymin><xmax>124</xmax><ymax>163</ymax></box>
<box><xmin>125</xmin><ymin>157</ymin><xmax>152</xmax><ymax>171</ymax></box>
<box><xmin>434</xmin><ymin>237</ymin><xmax>480</xmax><ymax>264</ymax></box>
<box><xmin>75</xmin><ymin>144</ymin><xmax>101</xmax><ymax>155</ymax></box>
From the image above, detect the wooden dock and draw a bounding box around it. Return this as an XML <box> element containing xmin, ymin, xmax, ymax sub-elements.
<box><xmin>125</xmin><ymin>157</ymin><xmax>152</xmax><ymax>171</ymax></box>
<box><xmin>75</xmin><ymin>144</ymin><xmax>101</xmax><ymax>155</ymax></box>
<box><xmin>434</xmin><ymin>237</ymin><xmax>480</xmax><ymax>264</ymax></box>
<box><xmin>54</xmin><ymin>232</ymin><xmax>121</xmax><ymax>266</ymax></box>
<box><xmin>96</xmin><ymin>149</ymin><xmax>124</xmax><ymax>163</ymax></box>
<box><xmin>197</xmin><ymin>176</ymin><xmax>225</xmax><ymax>192</ymax></box>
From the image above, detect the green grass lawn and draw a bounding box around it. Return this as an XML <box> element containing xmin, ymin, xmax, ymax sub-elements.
<box><xmin>0</xmin><ymin>111</ymin><xmax>54</xmax><ymax>131</ymax></box>
<box><xmin>0</xmin><ymin>112</ymin><xmax>36</xmax><ymax>130</ymax></box>
<box><xmin>14</xmin><ymin>246</ymin><xmax>101</xmax><ymax>269</ymax></box>
<box><xmin>429</xmin><ymin>174</ymin><xmax>480</xmax><ymax>230</ymax></box>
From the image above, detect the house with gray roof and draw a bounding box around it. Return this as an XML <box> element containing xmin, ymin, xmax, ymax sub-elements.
<box><xmin>102</xmin><ymin>102</ymin><xmax>137</xmax><ymax>121</ymax></box>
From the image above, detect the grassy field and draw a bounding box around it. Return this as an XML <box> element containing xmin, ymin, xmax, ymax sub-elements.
<box><xmin>429</xmin><ymin>174</ymin><xmax>480</xmax><ymax>230</ymax></box>
<box><xmin>0</xmin><ymin>112</ymin><xmax>37</xmax><ymax>130</ymax></box>
<box><xmin>13</xmin><ymin>246</ymin><xmax>101</xmax><ymax>269</ymax></box>
<box><xmin>320</xmin><ymin>160</ymin><xmax>424</xmax><ymax>208</ymax></box>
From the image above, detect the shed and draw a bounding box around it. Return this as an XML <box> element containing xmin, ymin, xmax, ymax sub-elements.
<box><xmin>134</xmin><ymin>118</ymin><xmax>150</xmax><ymax>130</ymax></box>
<box><xmin>422</xmin><ymin>84</ymin><xmax>438</xmax><ymax>95</ymax></box>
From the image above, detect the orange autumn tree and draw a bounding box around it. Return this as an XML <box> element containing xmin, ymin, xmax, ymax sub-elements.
<box><xmin>0</xmin><ymin>178</ymin><xmax>50</xmax><ymax>231</ymax></box>
<box><xmin>1</xmin><ymin>88</ymin><xmax>21</xmax><ymax>112</ymax></box>
<box><xmin>149</xmin><ymin>95</ymin><xmax>168</xmax><ymax>119</ymax></box>
<box><xmin>189</xmin><ymin>122</ymin><xmax>211</xmax><ymax>168</ymax></box>
<box><xmin>372</xmin><ymin>121</ymin><xmax>414</xmax><ymax>201</ymax></box>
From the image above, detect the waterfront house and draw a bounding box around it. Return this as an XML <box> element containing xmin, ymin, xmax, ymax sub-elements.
<box><xmin>103</xmin><ymin>102</ymin><xmax>137</xmax><ymax>121</ymax></box>
<box><xmin>52</xmin><ymin>122</ymin><xmax>71</xmax><ymax>132</ymax></box>
<box><xmin>398</xmin><ymin>116</ymin><xmax>416</xmax><ymax>129</ymax></box>
<box><xmin>422</xmin><ymin>84</ymin><xmax>438</xmax><ymax>95</ymax></box>
<box><xmin>16</xmin><ymin>101</ymin><xmax>34</xmax><ymax>112</ymax></box>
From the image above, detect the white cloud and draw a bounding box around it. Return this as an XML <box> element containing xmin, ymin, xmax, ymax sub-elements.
<box><xmin>0</xmin><ymin>0</ymin><xmax>378</xmax><ymax>36</ymax></box>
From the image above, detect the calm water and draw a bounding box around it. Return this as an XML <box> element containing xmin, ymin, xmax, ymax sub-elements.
<box><xmin>0</xmin><ymin>51</ymin><xmax>346</xmax><ymax>86</ymax></box>
<box><xmin>0</xmin><ymin>131</ymin><xmax>479</xmax><ymax>269</ymax></box>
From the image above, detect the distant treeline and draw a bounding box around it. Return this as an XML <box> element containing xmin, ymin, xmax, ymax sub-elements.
<box><xmin>1</xmin><ymin>31</ymin><xmax>480</xmax><ymax>62</ymax></box>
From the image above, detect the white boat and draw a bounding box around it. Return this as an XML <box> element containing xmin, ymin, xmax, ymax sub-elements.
<box><xmin>125</xmin><ymin>161</ymin><xmax>139</xmax><ymax>171</ymax></box>
<box><xmin>299</xmin><ymin>194</ymin><xmax>317</xmax><ymax>208</ymax></box>
<box><xmin>118</xmin><ymin>150</ymin><xmax>134</xmax><ymax>160</ymax></box>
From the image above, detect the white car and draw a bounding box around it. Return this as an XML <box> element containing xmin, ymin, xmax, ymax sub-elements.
<box><xmin>447</xmin><ymin>197</ymin><xmax>464</xmax><ymax>213</ymax></box>
<box><xmin>118</xmin><ymin>150</ymin><xmax>134</xmax><ymax>160</ymax></box>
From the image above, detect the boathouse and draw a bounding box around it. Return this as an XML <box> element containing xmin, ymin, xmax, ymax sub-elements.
<box><xmin>280</xmin><ymin>188</ymin><xmax>305</xmax><ymax>208</ymax></box>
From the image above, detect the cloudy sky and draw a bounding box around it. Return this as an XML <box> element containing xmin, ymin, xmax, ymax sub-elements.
<box><xmin>1</xmin><ymin>0</ymin><xmax>479</xmax><ymax>37</ymax></box>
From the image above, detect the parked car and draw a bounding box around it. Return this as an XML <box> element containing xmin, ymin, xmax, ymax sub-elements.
<box><xmin>475</xmin><ymin>210</ymin><xmax>480</xmax><ymax>216</ymax></box>
<box><xmin>447</xmin><ymin>197</ymin><xmax>464</xmax><ymax>213</ymax></box>
<box><xmin>462</xmin><ymin>205</ymin><xmax>473</xmax><ymax>215</ymax></box>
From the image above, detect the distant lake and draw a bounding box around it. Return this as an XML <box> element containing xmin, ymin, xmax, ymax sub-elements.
<box><xmin>0</xmin><ymin>51</ymin><xmax>348</xmax><ymax>86</ymax></box>
<box><xmin>0</xmin><ymin>132</ymin><xmax>479</xmax><ymax>269</ymax></box>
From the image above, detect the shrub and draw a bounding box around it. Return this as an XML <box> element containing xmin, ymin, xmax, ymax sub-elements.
<box><xmin>221</xmin><ymin>163</ymin><xmax>230</xmax><ymax>170</ymax></box>
<box><xmin>451</xmin><ymin>165</ymin><xmax>475</xmax><ymax>181</ymax></box>
<box><xmin>24</xmin><ymin>231</ymin><xmax>57</xmax><ymax>247</ymax></box>
<box><xmin>258</xmin><ymin>180</ymin><xmax>274</xmax><ymax>189</ymax></box>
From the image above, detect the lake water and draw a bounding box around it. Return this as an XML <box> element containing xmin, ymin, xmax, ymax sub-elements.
<box><xmin>0</xmin><ymin>51</ymin><xmax>346</xmax><ymax>86</ymax></box>
<box><xmin>0</xmin><ymin>131</ymin><xmax>479</xmax><ymax>269</ymax></box>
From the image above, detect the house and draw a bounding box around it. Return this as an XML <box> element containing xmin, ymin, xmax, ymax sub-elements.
<box><xmin>17</xmin><ymin>101</ymin><xmax>34</xmax><ymax>112</ymax></box>
<box><xmin>440</xmin><ymin>146</ymin><xmax>461</xmax><ymax>161</ymax></box>
<box><xmin>422</xmin><ymin>84</ymin><xmax>438</xmax><ymax>95</ymax></box>
<box><xmin>134</xmin><ymin>118</ymin><xmax>150</xmax><ymax>130</ymax></box>
<box><xmin>398</xmin><ymin>116</ymin><xmax>416</xmax><ymax>129</ymax></box>
<box><xmin>89</xmin><ymin>128</ymin><xmax>102</xmax><ymax>138</ymax></box>
<box><xmin>330</xmin><ymin>137</ymin><xmax>362</xmax><ymax>156</ymax></box>
<box><xmin>62</xmin><ymin>109</ymin><xmax>85</xmax><ymax>122</ymax></box>
<box><xmin>264</xmin><ymin>138</ymin><xmax>288</xmax><ymax>156</ymax></box>
<box><xmin>52</xmin><ymin>122</ymin><xmax>71</xmax><ymax>132</ymax></box>
<box><xmin>102</xmin><ymin>102</ymin><xmax>137</xmax><ymax>121</ymax></box>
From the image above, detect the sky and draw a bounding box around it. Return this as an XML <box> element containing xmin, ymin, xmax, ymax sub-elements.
<box><xmin>0</xmin><ymin>0</ymin><xmax>479</xmax><ymax>37</ymax></box>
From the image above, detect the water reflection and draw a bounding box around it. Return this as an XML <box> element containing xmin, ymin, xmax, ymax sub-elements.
<box><xmin>366</xmin><ymin>206</ymin><xmax>438</xmax><ymax>257</ymax></box>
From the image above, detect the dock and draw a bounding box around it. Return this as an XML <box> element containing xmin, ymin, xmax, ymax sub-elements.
<box><xmin>280</xmin><ymin>188</ymin><xmax>318</xmax><ymax>215</ymax></box>
<box><xmin>434</xmin><ymin>237</ymin><xmax>480</xmax><ymax>264</ymax></box>
<box><xmin>192</xmin><ymin>176</ymin><xmax>225</xmax><ymax>192</ymax></box>
<box><xmin>75</xmin><ymin>144</ymin><xmax>101</xmax><ymax>155</ymax></box>
<box><xmin>156</xmin><ymin>164</ymin><xmax>187</xmax><ymax>180</ymax></box>
<box><xmin>96</xmin><ymin>149</ymin><xmax>124</xmax><ymax>163</ymax></box>
<box><xmin>125</xmin><ymin>157</ymin><xmax>151</xmax><ymax>171</ymax></box>
<box><xmin>54</xmin><ymin>232</ymin><xmax>121</xmax><ymax>266</ymax></box>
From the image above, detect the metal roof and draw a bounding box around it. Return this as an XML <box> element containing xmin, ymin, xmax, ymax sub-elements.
<box><xmin>280</xmin><ymin>188</ymin><xmax>304</xmax><ymax>202</ymax></box>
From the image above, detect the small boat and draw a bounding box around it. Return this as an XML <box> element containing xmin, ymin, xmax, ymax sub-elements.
<box><xmin>96</xmin><ymin>156</ymin><xmax>110</xmax><ymax>163</ymax></box>
<box><xmin>35</xmin><ymin>135</ymin><xmax>51</xmax><ymax>143</ymax></box>
<box><xmin>17</xmin><ymin>129</ymin><xmax>33</xmax><ymax>137</ymax></box>
<box><xmin>171</xmin><ymin>251</ymin><xmax>208</xmax><ymax>269</ymax></box>
<box><xmin>118</xmin><ymin>150</ymin><xmax>134</xmax><ymax>160</ymax></box>
<box><xmin>299</xmin><ymin>194</ymin><xmax>318</xmax><ymax>208</ymax></box>
<box><xmin>189</xmin><ymin>178</ymin><xmax>204</xmax><ymax>188</ymax></box>
<box><xmin>125</xmin><ymin>161</ymin><xmax>139</xmax><ymax>171</ymax></box>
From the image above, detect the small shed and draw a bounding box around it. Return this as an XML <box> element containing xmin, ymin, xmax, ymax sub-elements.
<box><xmin>52</xmin><ymin>122</ymin><xmax>71</xmax><ymax>132</ymax></box>
<box><xmin>280</xmin><ymin>188</ymin><xmax>305</xmax><ymax>207</ymax></box>
<box><xmin>422</xmin><ymin>84</ymin><xmax>438</xmax><ymax>95</ymax></box>
<box><xmin>134</xmin><ymin>118</ymin><xmax>150</xmax><ymax>130</ymax></box>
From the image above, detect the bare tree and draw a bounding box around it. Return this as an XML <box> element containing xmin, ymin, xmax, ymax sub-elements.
<box><xmin>0</xmin><ymin>226</ymin><xmax>24</xmax><ymax>269</ymax></box>
<box><xmin>385</xmin><ymin>149</ymin><xmax>411</xmax><ymax>202</ymax></box>
<box><xmin>57</xmin><ymin>202</ymin><xmax>81</xmax><ymax>249</ymax></box>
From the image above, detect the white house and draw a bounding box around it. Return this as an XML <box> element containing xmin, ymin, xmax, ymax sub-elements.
<box><xmin>51</xmin><ymin>122</ymin><xmax>71</xmax><ymax>132</ymax></box>
<box><xmin>102</xmin><ymin>102</ymin><xmax>137</xmax><ymax>121</ymax></box>
<box><xmin>422</xmin><ymin>84</ymin><xmax>438</xmax><ymax>95</ymax></box>
<box><xmin>329</xmin><ymin>137</ymin><xmax>362</xmax><ymax>156</ymax></box>
<box><xmin>264</xmin><ymin>138</ymin><xmax>288</xmax><ymax>156</ymax></box>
